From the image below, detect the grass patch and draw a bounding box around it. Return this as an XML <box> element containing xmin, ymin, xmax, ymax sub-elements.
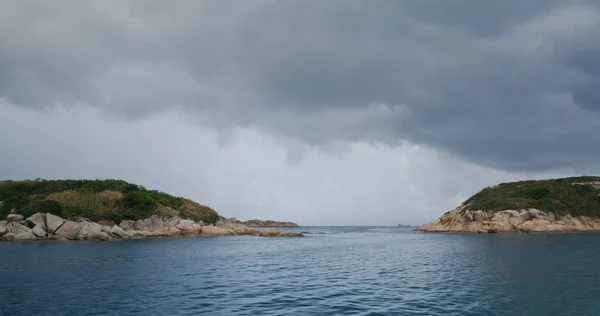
<box><xmin>0</xmin><ymin>179</ymin><xmax>219</xmax><ymax>224</ymax></box>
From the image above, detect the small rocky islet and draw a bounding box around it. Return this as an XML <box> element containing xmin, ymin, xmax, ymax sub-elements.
<box><xmin>241</xmin><ymin>219</ymin><xmax>299</xmax><ymax>227</ymax></box>
<box><xmin>418</xmin><ymin>176</ymin><xmax>600</xmax><ymax>233</ymax></box>
<box><xmin>0</xmin><ymin>179</ymin><xmax>303</xmax><ymax>242</ymax></box>
<box><xmin>0</xmin><ymin>213</ymin><xmax>302</xmax><ymax>242</ymax></box>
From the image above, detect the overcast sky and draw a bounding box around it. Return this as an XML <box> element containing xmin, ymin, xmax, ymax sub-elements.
<box><xmin>1</xmin><ymin>1</ymin><xmax>599</xmax><ymax>225</ymax></box>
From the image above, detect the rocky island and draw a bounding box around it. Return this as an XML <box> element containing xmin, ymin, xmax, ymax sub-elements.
<box><xmin>0</xmin><ymin>179</ymin><xmax>303</xmax><ymax>241</ymax></box>
<box><xmin>418</xmin><ymin>176</ymin><xmax>600</xmax><ymax>233</ymax></box>
<box><xmin>241</xmin><ymin>219</ymin><xmax>300</xmax><ymax>227</ymax></box>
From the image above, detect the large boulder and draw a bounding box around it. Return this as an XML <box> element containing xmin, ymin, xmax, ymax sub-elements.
<box><xmin>46</xmin><ymin>213</ymin><xmax>66</xmax><ymax>234</ymax></box>
<box><xmin>134</xmin><ymin>216</ymin><xmax>168</xmax><ymax>232</ymax></box>
<box><xmin>26</xmin><ymin>213</ymin><xmax>46</xmax><ymax>230</ymax></box>
<box><xmin>164</xmin><ymin>216</ymin><xmax>182</xmax><ymax>228</ymax></box>
<box><xmin>0</xmin><ymin>221</ymin><xmax>6</xmax><ymax>236</ymax></box>
<box><xmin>78</xmin><ymin>222</ymin><xmax>103</xmax><ymax>240</ymax></box>
<box><xmin>175</xmin><ymin>219</ymin><xmax>202</xmax><ymax>236</ymax></box>
<box><xmin>201</xmin><ymin>226</ymin><xmax>234</xmax><ymax>236</ymax></box>
<box><xmin>96</xmin><ymin>232</ymin><xmax>112</xmax><ymax>241</ymax></box>
<box><xmin>167</xmin><ymin>227</ymin><xmax>182</xmax><ymax>237</ymax></box>
<box><xmin>54</xmin><ymin>221</ymin><xmax>84</xmax><ymax>240</ymax></box>
<box><xmin>7</xmin><ymin>214</ymin><xmax>24</xmax><ymax>222</ymax></box>
<box><xmin>227</xmin><ymin>223</ymin><xmax>258</xmax><ymax>235</ymax></box>
<box><xmin>32</xmin><ymin>224</ymin><xmax>47</xmax><ymax>237</ymax></box>
<box><xmin>2</xmin><ymin>232</ymin><xmax>16</xmax><ymax>241</ymax></box>
<box><xmin>119</xmin><ymin>220</ymin><xmax>136</xmax><ymax>230</ymax></box>
<box><xmin>110</xmin><ymin>225</ymin><xmax>130</xmax><ymax>238</ymax></box>
<box><xmin>13</xmin><ymin>231</ymin><xmax>37</xmax><ymax>241</ymax></box>
<box><xmin>5</xmin><ymin>222</ymin><xmax>32</xmax><ymax>235</ymax></box>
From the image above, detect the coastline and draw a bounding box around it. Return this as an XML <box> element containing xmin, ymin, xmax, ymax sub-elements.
<box><xmin>0</xmin><ymin>213</ymin><xmax>303</xmax><ymax>242</ymax></box>
<box><xmin>417</xmin><ymin>206</ymin><xmax>600</xmax><ymax>233</ymax></box>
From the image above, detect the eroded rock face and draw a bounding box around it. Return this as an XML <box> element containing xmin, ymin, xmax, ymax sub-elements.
<box><xmin>418</xmin><ymin>206</ymin><xmax>600</xmax><ymax>233</ymax></box>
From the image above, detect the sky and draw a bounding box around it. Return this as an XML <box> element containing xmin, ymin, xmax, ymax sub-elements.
<box><xmin>1</xmin><ymin>0</ymin><xmax>600</xmax><ymax>225</ymax></box>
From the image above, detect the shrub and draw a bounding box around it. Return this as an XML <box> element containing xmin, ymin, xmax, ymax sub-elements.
<box><xmin>121</xmin><ymin>191</ymin><xmax>153</xmax><ymax>211</ymax></box>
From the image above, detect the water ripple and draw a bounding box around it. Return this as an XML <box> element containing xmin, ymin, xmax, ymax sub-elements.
<box><xmin>2</xmin><ymin>227</ymin><xmax>600</xmax><ymax>315</ymax></box>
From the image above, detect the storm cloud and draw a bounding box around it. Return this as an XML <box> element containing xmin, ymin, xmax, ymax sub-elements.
<box><xmin>1</xmin><ymin>1</ymin><xmax>599</xmax><ymax>224</ymax></box>
<box><xmin>2</xmin><ymin>0</ymin><xmax>600</xmax><ymax>170</ymax></box>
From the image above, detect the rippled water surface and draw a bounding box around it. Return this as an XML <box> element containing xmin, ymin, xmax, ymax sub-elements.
<box><xmin>2</xmin><ymin>227</ymin><xmax>600</xmax><ymax>315</ymax></box>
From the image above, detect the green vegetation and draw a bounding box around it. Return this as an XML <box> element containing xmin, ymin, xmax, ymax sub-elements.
<box><xmin>462</xmin><ymin>176</ymin><xmax>600</xmax><ymax>217</ymax></box>
<box><xmin>0</xmin><ymin>179</ymin><xmax>219</xmax><ymax>224</ymax></box>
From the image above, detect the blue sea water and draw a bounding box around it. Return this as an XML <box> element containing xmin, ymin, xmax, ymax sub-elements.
<box><xmin>2</xmin><ymin>226</ymin><xmax>600</xmax><ymax>315</ymax></box>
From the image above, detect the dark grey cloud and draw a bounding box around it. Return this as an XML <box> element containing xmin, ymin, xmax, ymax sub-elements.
<box><xmin>1</xmin><ymin>0</ymin><xmax>600</xmax><ymax>172</ymax></box>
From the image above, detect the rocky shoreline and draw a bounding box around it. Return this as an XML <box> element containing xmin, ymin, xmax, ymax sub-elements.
<box><xmin>241</xmin><ymin>219</ymin><xmax>299</xmax><ymax>227</ymax></box>
<box><xmin>0</xmin><ymin>213</ymin><xmax>304</xmax><ymax>242</ymax></box>
<box><xmin>417</xmin><ymin>206</ymin><xmax>600</xmax><ymax>233</ymax></box>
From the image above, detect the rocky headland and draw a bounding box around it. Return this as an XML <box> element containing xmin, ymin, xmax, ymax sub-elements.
<box><xmin>418</xmin><ymin>176</ymin><xmax>600</xmax><ymax>233</ymax></box>
<box><xmin>0</xmin><ymin>213</ymin><xmax>303</xmax><ymax>241</ymax></box>
<box><xmin>241</xmin><ymin>219</ymin><xmax>300</xmax><ymax>227</ymax></box>
<box><xmin>0</xmin><ymin>179</ymin><xmax>303</xmax><ymax>241</ymax></box>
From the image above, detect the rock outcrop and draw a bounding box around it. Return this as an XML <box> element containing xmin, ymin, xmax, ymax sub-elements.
<box><xmin>259</xmin><ymin>228</ymin><xmax>304</xmax><ymax>237</ymax></box>
<box><xmin>241</xmin><ymin>219</ymin><xmax>300</xmax><ymax>227</ymax></box>
<box><xmin>417</xmin><ymin>206</ymin><xmax>600</xmax><ymax>233</ymax></box>
<box><xmin>0</xmin><ymin>213</ymin><xmax>304</xmax><ymax>242</ymax></box>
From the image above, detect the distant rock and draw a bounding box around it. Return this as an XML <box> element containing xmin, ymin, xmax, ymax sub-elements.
<box><xmin>241</xmin><ymin>219</ymin><xmax>299</xmax><ymax>227</ymax></box>
<box><xmin>259</xmin><ymin>228</ymin><xmax>304</xmax><ymax>237</ymax></box>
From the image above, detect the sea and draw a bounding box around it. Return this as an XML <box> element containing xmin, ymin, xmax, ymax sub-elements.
<box><xmin>1</xmin><ymin>226</ymin><xmax>600</xmax><ymax>315</ymax></box>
